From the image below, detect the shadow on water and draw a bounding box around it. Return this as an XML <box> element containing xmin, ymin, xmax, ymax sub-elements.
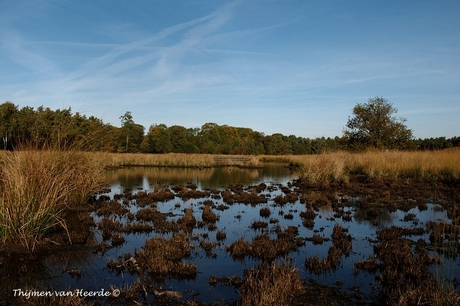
<box><xmin>1</xmin><ymin>165</ymin><xmax>459</xmax><ymax>305</ymax></box>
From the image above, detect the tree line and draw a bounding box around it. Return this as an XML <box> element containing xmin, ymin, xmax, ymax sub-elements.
<box><xmin>1</xmin><ymin>99</ymin><xmax>458</xmax><ymax>154</ymax></box>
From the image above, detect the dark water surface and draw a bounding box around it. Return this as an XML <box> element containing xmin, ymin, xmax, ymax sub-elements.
<box><xmin>2</xmin><ymin>165</ymin><xmax>458</xmax><ymax>304</ymax></box>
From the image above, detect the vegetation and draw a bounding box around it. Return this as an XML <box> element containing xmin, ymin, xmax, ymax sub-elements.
<box><xmin>290</xmin><ymin>150</ymin><xmax>460</xmax><ymax>184</ymax></box>
<box><xmin>0</xmin><ymin>149</ymin><xmax>103</xmax><ymax>251</ymax></box>
<box><xmin>343</xmin><ymin>97</ymin><xmax>413</xmax><ymax>150</ymax></box>
<box><xmin>1</xmin><ymin>96</ymin><xmax>459</xmax><ymax>304</ymax></box>
<box><xmin>1</xmin><ymin>99</ymin><xmax>458</xmax><ymax>155</ymax></box>
<box><xmin>93</xmin><ymin>150</ymin><xmax>460</xmax><ymax>185</ymax></box>
<box><xmin>238</xmin><ymin>260</ymin><xmax>304</xmax><ymax>306</ymax></box>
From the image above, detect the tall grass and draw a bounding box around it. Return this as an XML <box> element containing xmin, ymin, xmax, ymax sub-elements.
<box><xmin>85</xmin><ymin>150</ymin><xmax>460</xmax><ymax>184</ymax></box>
<box><xmin>96</xmin><ymin>152</ymin><xmax>261</xmax><ymax>168</ymax></box>
<box><xmin>0</xmin><ymin>149</ymin><xmax>103</xmax><ymax>251</ymax></box>
<box><xmin>91</xmin><ymin>150</ymin><xmax>460</xmax><ymax>184</ymax></box>
<box><xmin>285</xmin><ymin>150</ymin><xmax>460</xmax><ymax>184</ymax></box>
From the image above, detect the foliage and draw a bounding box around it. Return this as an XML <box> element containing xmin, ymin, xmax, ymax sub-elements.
<box><xmin>118</xmin><ymin>111</ymin><xmax>144</xmax><ymax>153</ymax></box>
<box><xmin>343</xmin><ymin>97</ymin><xmax>413</xmax><ymax>150</ymax></box>
<box><xmin>0</xmin><ymin>102</ymin><xmax>18</xmax><ymax>150</ymax></box>
<box><xmin>0</xmin><ymin>101</ymin><xmax>459</xmax><ymax>154</ymax></box>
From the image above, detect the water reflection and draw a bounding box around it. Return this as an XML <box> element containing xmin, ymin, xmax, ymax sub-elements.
<box><xmin>103</xmin><ymin>164</ymin><xmax>295</xmax><ymax>191</ymax></box>
<box><xmin>0</xmin><ymin>247</ymin><xmax>96</xmax><ymax>303</ymax></box>
<box><xmin>1</xmin><ymin>165</ymin><xmax>458</xmax><ymax>305</ymax></box>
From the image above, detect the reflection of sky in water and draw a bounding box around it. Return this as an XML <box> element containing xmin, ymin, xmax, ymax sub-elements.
<box><xmin>10</xmin><ymin>166</ymin><xmax>458</xmax><ymax>304</ymax></box>
<box><xmin>96</xmin><ymin>167</ymin><xmax>458</xmax><ymax>303</ymax></box>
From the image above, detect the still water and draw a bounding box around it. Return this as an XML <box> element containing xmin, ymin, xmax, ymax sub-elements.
<box><xmin>2</xmin><ymin>165</ymin><xmax>458</xmax><ymax>304</ymax></box>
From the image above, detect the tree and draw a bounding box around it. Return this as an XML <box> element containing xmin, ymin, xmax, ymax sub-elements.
<box><xmin>343</xmin><ymin>97</ymin><xmax>413</xmax><ymax>150</ymax></box>
<box><xmin>0</xmin><ymin>102</ymin><xmax>19</xmax><ymax>150</ymax></box>
<box><xmin>118</xmin><ymin>111</ymin><xmax>144</xmax><ymax>153</ymax></box>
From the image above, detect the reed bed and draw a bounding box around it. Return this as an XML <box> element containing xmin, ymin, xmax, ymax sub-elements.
<box><xmin>94</xmin><ymin>152</ymin><xmax>261</xmax><ymax>168</ymax></box>
<box><xmin>282</xmin><ymin>149</ymin><xmax>460</xmax><ymax>184</ymax></box>
<box><xmin>0</xmin><ymin>150</ymin><xmax>103</xmax><ymax>251</ymax></box>
<box><xmin>90</xmin><ymin>150</ymin><xmax>460</xmax><ymax>184</ymax></box>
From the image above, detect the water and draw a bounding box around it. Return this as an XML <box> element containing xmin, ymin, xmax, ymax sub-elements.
<box><xmin>1</xmin><ymin>165</ymin><xmax>458</xmax><ymax>304</ymax></box>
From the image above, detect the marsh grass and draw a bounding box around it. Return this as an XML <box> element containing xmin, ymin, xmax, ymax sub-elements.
<box><xmin>281</xmin><ymin>150</ymin><xmax>460</xmax><ymax>184</ymax></box>
<box><xmin>98</xmin><ymin>152</ymin><xmax>261</xmax><ymax>168</ymax></box>
<box><xmin>238</xmin><ymin>259</ymin><xmax>303</xmax><ymax>306</ymax></box>
<box><xmin>0</xmin><ymin>149</ymin><xmax>103</xmax><ymax>251</ymax></box>
<box><xmin>84</xmin><ymin>150</ymin><xmax>460</xmax><ymax>185</ymax></box>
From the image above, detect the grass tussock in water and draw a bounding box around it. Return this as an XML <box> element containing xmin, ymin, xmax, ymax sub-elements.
<box><xmin>238</xmin><ymin>259</ymin><xmax>304</xmax><ymax>306</ymax></box>
<box><xmin>0</xmin><ymin>150</ymin><xmax>103</xmax><ymax>251</ymax></box>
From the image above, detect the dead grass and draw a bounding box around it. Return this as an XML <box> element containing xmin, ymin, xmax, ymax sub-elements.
<box><xmin>278</xmin><ymin>150</ymin><xmax>460</xmax><ymax>184</ymax></box>
<box><xmin>134</xmin><ymin>233</ymin><xmax>196</xmax><ymax>280</ymax></box>
<box><xmin>0</xmin><ymin>150</ymin><xmax>103</xmax><ymax>251</ymax></box>
<box><xmin>83</xmin><ymin>150</ymin><xmax>460</xmax><ymax>185</ymax></box>
<box><xmin>94</xmin><ymin>152</ymin><xmax>261</xmax><ymax>168</ymax></box>
<box><xmin>238</xmin><ymin>259</ymin><xmax>304</xmax><ymax>306</ymax></box>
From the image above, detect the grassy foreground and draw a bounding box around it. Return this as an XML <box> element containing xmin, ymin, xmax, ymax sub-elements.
<box><xmin>0</xmin><ymin>150</ymin><xmax>103</xmax><ymax>251</ymax></box>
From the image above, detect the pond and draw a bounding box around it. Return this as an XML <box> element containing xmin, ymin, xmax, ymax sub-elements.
<box><xmin>1</xmin><ymin>164</ymin><xmax>459</xmax><ymax>305</ymax></box>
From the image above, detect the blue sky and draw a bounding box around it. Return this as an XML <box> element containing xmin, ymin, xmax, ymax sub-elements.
<box><xmin>1</xmin><ymin>0</ymin><xmax>459</xmax><ymax>139</ymax></box>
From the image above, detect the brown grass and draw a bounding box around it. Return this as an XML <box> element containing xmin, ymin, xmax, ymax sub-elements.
<box><xmin>93</xmin><ymin>152</ymin><xmax>261</xmax><ymax>168</ymax></box>
<box><xmin>202</xmin><ymin>204</ymin><xmax>219</xmax><ymax>223</ymax></box>
<box><xmin>238</xmin><ymin>259</ymin><xmax>304</xmax><ymax>306</ymax></box>
<box><xmin>92</xmin><ymin>150</ymin><xmax>460</xmax><ymax>184</ymax></box>
<box><xmin>0</xmin><ymin>150</ymin><xmax>103</xmax><ymax>251</ymax></box>
<box><xmin>134</xmin><ymin>233</ymin><xmax>196</xmax><ymax>280</ymax></box>
<box><xmin>277</xmin><ymin>150</ymin><xmax>460</xmax><ymax>184</ymax></box>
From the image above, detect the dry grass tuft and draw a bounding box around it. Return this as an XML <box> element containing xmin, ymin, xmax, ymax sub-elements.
<box><xmin>0</xmin><ymin>150</ymin><xmax>103</xmax><ymax>251</ymax></box>
<box><xmin>238</xmin><ymin>259</ymin><xmax>304</xmax><ymax>306</ymax></box>
<box><xmin>135</xmin><ymin>233</ymin><xmax>196</xmax><ymax>280</ymax></box>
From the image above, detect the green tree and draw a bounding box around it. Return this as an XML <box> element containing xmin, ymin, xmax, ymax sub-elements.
<box><xmin>118</xmin><ymin>111</ymin><xmax>144</xmax><ymax>153</ymax></box>
<box><xmin>0</xmin><ymin>102</ymin><xmax>19</xmax><ymax>150</ymax></box>
<box><xmin>142</xmin><ymin>124</ymin><xmax>172</xmax><ymax>153</ymax></box>
<box><xmin>16</xmin><ymin>106</ymin><xmax>36</xmax><ymax>145</ymax></box>
<box><xmin>169</xmin><ymin>125</ymin><xmax>198</xmax><ymax>153</ymax></box>
<box><xmin>343</xmin><ymin>97</ymin><xmax>413</xmax><ymax>150</ymax></box>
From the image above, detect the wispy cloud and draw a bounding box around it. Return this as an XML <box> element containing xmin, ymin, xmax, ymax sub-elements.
<box><xmin>1</xmin><ymin>0</ymin><xmax>459</xmax><ymax>138</ymax></box>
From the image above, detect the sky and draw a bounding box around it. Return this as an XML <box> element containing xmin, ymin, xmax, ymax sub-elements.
<box><xmin>1</xmin><ymin>0</ymin><xmax>459</xmax><ymax>139</ymax></box>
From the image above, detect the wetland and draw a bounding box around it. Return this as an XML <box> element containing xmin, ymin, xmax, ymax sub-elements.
<box><xmin>1</xmin><ymin>157</ymin><xmax>460</xmax><ymax>305</ymax></box>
